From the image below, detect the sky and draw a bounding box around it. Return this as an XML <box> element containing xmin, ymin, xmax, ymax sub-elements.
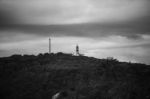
<box><xmin>0</xmin><ymin>0</ymin><xmax>150</xmax><ymax>64</ymax></box>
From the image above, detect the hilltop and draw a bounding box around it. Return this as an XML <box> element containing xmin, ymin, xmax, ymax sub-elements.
<box><xmin>0</xmin><ymin>52</ymin><xmax>150</xmax><ymax>99</ymax></box>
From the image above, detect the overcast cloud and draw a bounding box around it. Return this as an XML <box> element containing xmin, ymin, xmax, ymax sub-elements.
<box><xmin>0</xmin><ymin>0</ymin><xmax>150</xmax><ymax>64</ymax></box>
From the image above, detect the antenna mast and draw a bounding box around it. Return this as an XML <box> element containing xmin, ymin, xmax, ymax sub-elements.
<box><xmin>49</xmin><ymin>37</ymin><xmax>51</xmax><ymax>54</ymax></box>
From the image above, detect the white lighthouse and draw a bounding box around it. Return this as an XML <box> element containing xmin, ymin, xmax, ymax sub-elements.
<box><xmin>76</xmin><ymin>44</ymin><xmax>79</xmax><ymax>56</ymax></box>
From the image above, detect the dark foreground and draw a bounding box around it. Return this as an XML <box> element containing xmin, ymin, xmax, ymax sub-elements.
<box><xmin>0</xmin><ymin>53</ymin><xmax>150</xmax><ymax>99</ymax></box>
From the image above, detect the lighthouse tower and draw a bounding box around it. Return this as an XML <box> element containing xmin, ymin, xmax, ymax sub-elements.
<box><xmin>76</xmin><ymin>44</ymin><xmax>80</xmax><ymax>56</ymax></box>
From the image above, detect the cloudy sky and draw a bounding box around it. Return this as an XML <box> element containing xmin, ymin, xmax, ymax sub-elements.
<box><xmin>0</xmin><ymin>0</ymin><xmax>150</xmax><ymax>64</ymax></box>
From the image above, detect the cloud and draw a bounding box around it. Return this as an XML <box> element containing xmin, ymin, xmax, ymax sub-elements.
<box><xmin>0</xmin><ymin>0</ymin><xmax>149</xmax><ymax>40</ymax></box>
<box><xmin>0</xmin><ymin>7</ymin><xmax>16</xmax><ymax>26</ymax></box>
<box><xmin>0</xmin><ymin>21</ymin><xmax>150</xmax><ymax>41</ymax></box>
<box><xmin>0</xmin><ymin>0</ymin><xmax>149</xmax><ymax>25</ymax></box>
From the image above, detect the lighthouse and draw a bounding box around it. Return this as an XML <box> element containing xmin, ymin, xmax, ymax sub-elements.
<box><xmin>76</xmin><ymin>44</ymin><xmax>79</xmax><ymax>56</ymax></box>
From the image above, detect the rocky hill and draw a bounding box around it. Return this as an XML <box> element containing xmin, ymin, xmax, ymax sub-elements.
<box><xmin>0</xmin><ymin>52</ymin><xmax>150</xmax><ymax>99</ymax></box>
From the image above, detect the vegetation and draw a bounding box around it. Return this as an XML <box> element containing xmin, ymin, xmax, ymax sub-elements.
<box><xmin>0</xmin><ymin>52</ymin><xmax>150</xmax><ymax>99</ymax></box>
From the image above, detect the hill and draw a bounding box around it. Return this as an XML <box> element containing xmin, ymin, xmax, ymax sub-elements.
<box><xmin>0</xmin><ymin>52</ymin><xmax>150</xmax><ymax>99</ymax></box>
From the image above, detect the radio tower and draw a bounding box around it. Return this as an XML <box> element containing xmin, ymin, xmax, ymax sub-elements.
<box><xmin>49</xmin><ymin>37</ymin><xmax>51</xmax><ymax>54</ymax></box>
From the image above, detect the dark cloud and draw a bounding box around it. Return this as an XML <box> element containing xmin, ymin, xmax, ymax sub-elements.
<box><xmin>0</xmin><ymin>10</ymin><xmax>14</xmax><ymax>25</ymax></box>
<box><xmin>0</xmin><ymin>17</ymin><xmax>150</xmax><ymax>40</ymax></box>
<box><xmin>0</xmin><ymin>4</ymin><xmax>20</xmax><ymax>28</ymax></box>
<box><xmin>0</xmin><ymin>0</ymin><xmax>149</xmax><ymax>40</ymax></box>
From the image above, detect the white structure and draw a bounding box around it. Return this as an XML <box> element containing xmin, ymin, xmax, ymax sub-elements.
<box><xmin>76</xmin><ymin>44</ymin><xmax>79</xmax><ymax>56</ymax></box>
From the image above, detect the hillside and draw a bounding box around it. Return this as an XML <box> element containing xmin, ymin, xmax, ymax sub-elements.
<box><xmin>0</xmin><ymin>52</ymin><xmax>150</xmax><ymax>99</ymax></box>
